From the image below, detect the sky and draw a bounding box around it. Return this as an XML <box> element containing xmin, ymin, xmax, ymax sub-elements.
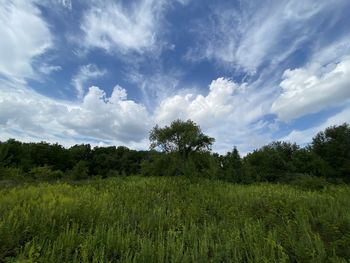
<box><xmin>1</xmin><ymin>0</ymin><xmax>350</xmax><ymax>154</ymax></box>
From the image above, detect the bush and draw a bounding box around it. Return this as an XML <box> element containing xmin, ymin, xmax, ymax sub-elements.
<box><xmin>141</xmin><ymin>153</ymin><xmax>183</xmax><ymax>176</ymax></box>
<box><xmin>105</xmin><ymin>169</ymin><xmax>123</xmax><ymax>178</ymax></box>
<box><xmin>28</xmin><ymin>166</ymin><xmax>63</xmax><ymax>181</ymax></box>
<box><xmin>68</xmin><ymin>161</ymin><xmax>89</xmax><ymax>180</ymax></box>
<box><xmin>0</xmin><ymin>167</ymin><xmax>24</xmax><ymax>181</ymax></box>
<box><xmin>289</xmin><ymin>175</ymin><xmax>329</xmax><ymax>191</ymax></box>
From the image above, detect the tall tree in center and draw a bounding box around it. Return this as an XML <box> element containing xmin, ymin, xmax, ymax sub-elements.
<box><xmin>149</xmin><ymin>119</ymin><xmax>214</xmax><ymax>160</ymax></box>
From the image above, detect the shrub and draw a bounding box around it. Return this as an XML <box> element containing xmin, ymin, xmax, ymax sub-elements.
<box><xmin>68</xmin><ymin>161</ymin><xmax>89</xmax><ymax>180</ymax></box>
<box><xmin>141</xmin><ymin>153</ymin><xmax>182</xmax><ymax>176</ymax></box>
<box><xmin>28</xmin><ymin>166</ymin><xmax>63</xmax><ymax>181</ymax></box>
<box><xmin>290</xmin><ymin>175</ymin><xmax>329</xmax><ymax>191</ymax></box>
<box><xmin>0</xmin><ymin>167</ymin><xmax>24</xmax><ymax>181</ymax></box>
<box><xmin>105</xmin><ymin>169</ymin><xmax>122</xmax><ymax>178</ymax></box>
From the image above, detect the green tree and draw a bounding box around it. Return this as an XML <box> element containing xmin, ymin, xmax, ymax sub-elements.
<box><xmin>0</xmin><ymin>143</ymin><xmax>10</xmax><ymax>167</ymax></box>
<box><xmin>149</xmin><ymin>119</ymin><xmax>215</xmax><ymax>175</ymax></box>
<box><xmin>291</xmin><ymin>148</ymin><xmax>333</xmax><ymax>177</ymax></box>
<box><xmin>150</xmin><ymin>119</ymin><xmax>214</xmax><ymax>158</ymax></box>
<box><xmin>311</xmin><ymin>123</ymin><xmax>350</xmax><ymax>178</ymax></box>
<box><xmin>220</xmin><ymin>147</ymin><xmax>243</xmax><ymax>182</ymax></box>
<box><xmin>243</xmin><ymin>141</ymin><xmax>299</xmax><ymax>182</ymax></box>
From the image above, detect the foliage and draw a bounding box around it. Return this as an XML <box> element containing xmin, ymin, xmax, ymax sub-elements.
<box><xmin>0</xmin><ymin>139</ymin><xmax>147</xmax><ymax>180</ymax></box>
<box><xmin>149</xmin><ymin>119</ymin><xmax>215</xmax><ymax>176</ymax></box>
<box><xmin>218</xmin><ymin>147</ymin><xmax>244</xmax><ymax>182</ymax></box>
<box><xmin>150</xmin><ymin>119</ymin><xmax>215</xmax><ymax>157</ymax></box>
<box><xmin>141</xmin><ymin>152</ymin><xmax>182</xmax><ymax>176</ymax></box>
<box><xmin>311</xmin><ymin>123</ymin><xmax>350</xmax><ymax>179</ymax></box>
<box><xmin>289</xmin><ymin>175</ymin><xmax>330</xmax><ymax>191</ymax></box>
<box><xmin>69</xmin><ymin>160</ymin><xmax>89</xmax><ymax>180</ymax></box>
<box><xmin>1</xmin><ymin>121</ymin><xmax>350</xmax><ymax>262</ymax></box>
<box><xmin>0</xmin><ymin>143</ymin><xmax>10</xmax><ymax>167</ymax></box>
<box><xmin>0</xmin><ymin>122</ymin><xmax>350</xmax><ymax>183</ymax></box>
<box><xmin>0</xmin><ymin>177</ymin><xmax>350</xmax><ymax>262</ymax></box>
<box><xmin>28</xmin><ymin>166</ymin><xmax>64</xmax><ymax>181</ymax></box>
<box><xmin>0</xmin><ymin>167</ymin><xmax>24</xmax><ymax>181</ymax></box>
<box><xmin>291</xmin><ymin>148</ymin><xmax>333</xmax><ymax>177</ymax></box>
<box><xmin>244</xmin><ymin>141</ymin><xmax>299</xmax><ymax>182</ymax></box>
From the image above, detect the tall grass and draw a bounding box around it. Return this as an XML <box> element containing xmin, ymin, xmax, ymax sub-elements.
<box><xmin>0</xmin><ymin>176</ymin><xmax>349</xmax><ymax>262</ymax></box>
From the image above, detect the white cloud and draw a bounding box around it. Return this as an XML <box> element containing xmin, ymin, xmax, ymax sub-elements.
<box><xmin>308</xmin><ymin>35</ymin><xmax>350</xmax><ymax>71</ymax></box>
<box><xmin>272</xmin><ymin>57</ymin><xmax>350</xmax><ymax>121</ymax></box>
<box><xmin>62</xmin><ymin>86</ymin><xmax>150</xmax><ymax>142</ymax></box>
<box><xmin>71</xmin><ymin>64</ymin><xmax>107</xmax><ymax>98</ymax></box>
<box><xmin>0</xmin><ymin>77</ymin><xmax>274</xmax><ymax>154</ymax></box>
<box><xmin>80</xmin><ymin>0</ymin><xmax>189</xmax><ymax>54</ymax></box>
<box><xmin>127</xmin><ymin>69</ymin><xmax>184</xmax><ymax>110</ymax></box>
<box><xmin>187</xmin><ymin>0</ymin><xmax>348</xmax><ymax>74</ymax></box>
<box><xmin>81</xmin><ymin>0</ymin><xmax>166</xmax><ymax>54</ymax></box>
<box><xmin>61</xmin><ymin>0</ymin><xmax>72</xmax><ymax>10</ymax></box>
<box><xmin>0</xmin><ymin>83</ymin><xmax>150</xmax><ymax>147</ymax></box>
<box><xmin>156</xmin><ymin>78</ymin><xmax>265</xmax><ymax>127</ymax></box>
<box><xmin>155</xmin><ymin>77</ymin><xmax>273</xmax><ymax>153</ymax></box>
<box><xmin>0</xmin><ymin>1</ymin><xmax>52</xmax><ymax>80</ymax></box>
<box><xmin>37</xmin><ymin>64</ymin><xmax>62</xmax><ymax>75</ymax></box>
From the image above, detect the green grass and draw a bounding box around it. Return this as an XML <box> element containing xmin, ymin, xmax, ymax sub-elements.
<box><xmin>0</xmin><ymin>176</ymin><xmax>350</xmax><ymax>262</ymax></box>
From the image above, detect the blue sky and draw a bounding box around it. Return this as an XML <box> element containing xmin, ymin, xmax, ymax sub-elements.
<box><xmin>1</xmin><ymin>0</ymin><xmax>350</xmax><ymax>154</ymax></box>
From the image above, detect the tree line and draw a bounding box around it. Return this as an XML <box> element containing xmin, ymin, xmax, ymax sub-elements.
<box><xmin>0</xmin><ymin>120</ymin><xmax>349</xmax><ymax>185</ymax></box>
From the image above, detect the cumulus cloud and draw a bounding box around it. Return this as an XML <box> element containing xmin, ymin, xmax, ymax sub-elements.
<box><xmin>156</xmin><ymin>78</ymin><xmax>237</xmax><ymax>125</ymax></box>
<box><xmin>0</xmin><ymin>77</ymin><xmax>273</xmax><ymax>154</ymax></box>
<box><xmin>0</xmin><ymin>1</ymin><xmax>52</xmax><ymax>81</ymax></box>
<box><xmin>0</xmin><ymin>83</ymin><xmax>150</xmax><ymax>147</ymax></box>
<box><xmin>156</xmin><ymin>78</ymin><xmax>263</xmax><ymax>126</ymax></box>
<box><xmin>155</xmin><ymin>77</ymin><xmax>273</xmax><ymax>153</ymax></box>
<box><xmin>72</xmin><ymin>64</ymin><xmax>107</xmax><ymax>98</ymax></box>
<box><xmin>272</xmin><ymin>57</ymin><xmax>350</xmax><ymax>121</ymax></box>
<box><xmin>62</xmin><ymin>86</ymin><xmax>150</xmax><ymax>142</ymax></box>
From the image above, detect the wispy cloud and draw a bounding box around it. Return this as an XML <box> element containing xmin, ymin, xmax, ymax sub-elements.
<box><xmin>61</xmin><ymin>0</ymin><xmax>72</xmax><ymax>10</ymax></box>
<box><xmin>80</xmin><ymin>0</ymin><xmax>190</xmax><ymax>55</ymax></box>
<box><xmin>81</xmin><ymin>0</ymin><xmax>164</xmax><ymax>54</ymax></box>
<box><xmin>71</xmin><ymin>64</ymin><xmax>107</xmax><ymax>98</ymax></box>
<box><xmin>187</xmin><ymin>0</ymin><xmax>348</xmax><ymax>74</ymax></box>
<box><xmin>127</xmin><ymin>69</ymin><xmax>184</xmax><ymax>110</ymax></box>
<box><xmin>37</xmin><ymin>64</ymin><xmax>62</xmax><ymax>76</ymax></box>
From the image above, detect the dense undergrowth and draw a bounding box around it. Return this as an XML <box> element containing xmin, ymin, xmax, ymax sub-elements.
<box><xmin>1</xmin><ymin>176</ymin><xmax>350</xmax><ymax>262</ymax></box>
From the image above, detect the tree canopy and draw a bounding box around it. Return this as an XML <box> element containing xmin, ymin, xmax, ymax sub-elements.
<box><xmin>149</xmin><ymin>119</ymin><xmax>215</xmax><ymax>159</ymax></box>
<box><xmin>311</xmin><ymin>123</ymin><xmax>350</xmax><ymax>177</ymax></box>
<box><xmin>1</xmin><ymin>121</ymin><xmax>350</xmax><ymax>183</ymax></box>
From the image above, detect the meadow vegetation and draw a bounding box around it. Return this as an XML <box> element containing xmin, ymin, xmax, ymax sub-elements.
<box><xmin>1</xmin><ymin>176</ymin><xmax>350</xmax><ymax>262</ymax></box>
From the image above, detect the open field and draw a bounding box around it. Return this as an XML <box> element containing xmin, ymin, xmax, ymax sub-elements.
<box><xmin>1</xmin><ymin>176</ymin><xmax>350</xmax><ymax>262</ymax></box>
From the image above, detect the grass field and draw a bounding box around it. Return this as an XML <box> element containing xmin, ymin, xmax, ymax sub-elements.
<box><xmin>1</xmin><ymin>176</ymin><xmax>350</xmax><ymax>262</ymax></box>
